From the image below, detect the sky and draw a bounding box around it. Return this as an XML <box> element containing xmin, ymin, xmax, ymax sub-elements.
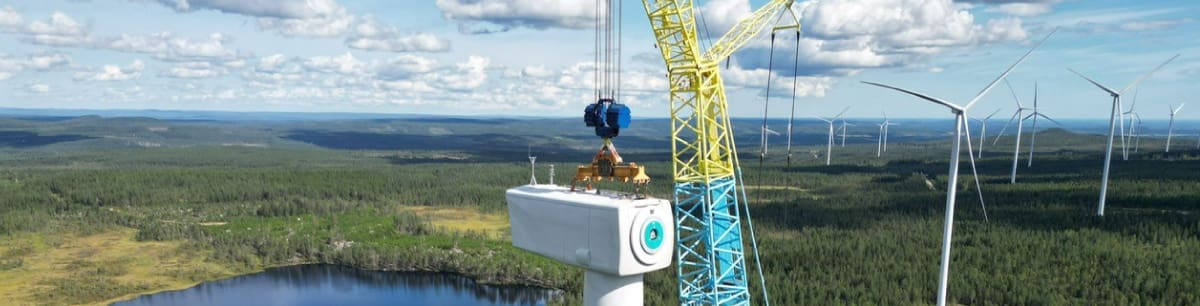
<box><xmin>0</xmin><ymin>0</ymin><xmax>1197</xmax><ymax>120</ymax></box>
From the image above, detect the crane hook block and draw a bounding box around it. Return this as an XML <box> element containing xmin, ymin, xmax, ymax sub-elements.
<box><xmin>584</xmin><ymin>98</ymin><xmax>631</xmax><ymax>138</ymax></box>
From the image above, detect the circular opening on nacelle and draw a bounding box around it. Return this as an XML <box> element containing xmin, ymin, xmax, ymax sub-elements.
<box><xmin>643</xmin><ymin>220</ymin><xmax>664</xmax><ymax>252</ymax></box>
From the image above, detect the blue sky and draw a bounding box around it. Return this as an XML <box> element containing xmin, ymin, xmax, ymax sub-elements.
<box><xmin>0</xmin><ymin>0</ymin><xmax>1196</xmax><ymax>120</ymax></box>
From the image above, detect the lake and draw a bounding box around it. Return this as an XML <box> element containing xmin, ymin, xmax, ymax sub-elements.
<box><xmin>113</xmin><ymin>265</ymin><xmax>558</xmax><ymax>306</ymax></box>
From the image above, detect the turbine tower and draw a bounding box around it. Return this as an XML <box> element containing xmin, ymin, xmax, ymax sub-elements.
<box><xmin>762</xmin><ymin>126</ymin><xmax>782</xmax><ymax>157</ymax></box>
<box><xmin>1023</xmin><ymin>83</ymin><xmax>1062</xmax><ymax>167</ymax></box>
<box><xmin>816</xmin><ymin>107</ymin><xmax>849</xmax><ymax>165</ymax></box>
<box><xmin>878</xmin><ymin>113</ymin><xmax>898</xmax><ymax>154</ymax></box>
<box><xmin>1121</xmin><ymin>91</ymin><xmax>1140</xmax><ymax>160</ymax></box>
<box><xmin>877</xmin><ymin>118</ymin><xmax>886</xmax><ymax>157</ymax></box>
<box><xmin>528</xmin><ymin>148</ymin><xmax>538</xmax><ymax>185</ymax></box>
<box><xmin>840</xmin><ymin>120</ymin><xmax>855</xmax><ymax>147</ymax></box>
<box><xmin>1166</xmin><ymin>103</ymin><xmax>1185</xmax><ymax>153</ymax></box>
<box><xmin>1068</xmin><ymin>53</ymin><xmax>1179</xmax><ymax>216</ymax></box>
<box><xmin>995</xmin><ymin>80</ymin><xmax>1032</xmax><ymax>184</ymax></box>
<box><xmin>971</xmin><ymin>109</ymin><xmax>1001</xmax><ymax>159</ymax></box>
<box><xmin>1134</xmin><ymin>113</ymin><xmax>1144</xmax><ymax>153</ymax></box>
<box><xmin>862</xmin><ymin>29</ymin><xmax>1052</xmax><ymax>306</ymax></box>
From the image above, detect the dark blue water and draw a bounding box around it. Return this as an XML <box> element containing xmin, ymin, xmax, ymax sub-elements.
<box><xmin>113</xmin><ymin>265</ymin><xmax>557</xmax><ymax>306</ymax></box>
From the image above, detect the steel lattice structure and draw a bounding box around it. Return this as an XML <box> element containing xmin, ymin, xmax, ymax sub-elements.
<box><xmin>639</xmin><ymin>1</ymin><xmax>799</xmax><ymax>304</ymax></box>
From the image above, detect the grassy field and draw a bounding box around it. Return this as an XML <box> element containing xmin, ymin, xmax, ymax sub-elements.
<box><xmin>0</xmin><ymin>228</ymin><xmax>239</xmax><ymax>306</ymax></box>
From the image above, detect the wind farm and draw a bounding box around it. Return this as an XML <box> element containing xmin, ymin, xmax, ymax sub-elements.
<box><xmin>0</xmin><ymin>1</ymin><xmax>1197</xmax><ymax>306</ymax></box>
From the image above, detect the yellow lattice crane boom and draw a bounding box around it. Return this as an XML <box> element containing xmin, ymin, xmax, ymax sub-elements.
<box><xmin>639</xmin><ymin>0</ymin><xmax>800</xmax><ymax>305</ymax></box>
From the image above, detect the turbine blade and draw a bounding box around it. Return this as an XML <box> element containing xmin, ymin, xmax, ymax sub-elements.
<box><xmin>994</xmin><ymin>111</ymin><xmax>1020</xmax><ymax>145</ymax></box>
<box><xmin>1130</xmin><ymin>90</ymin><xmax>1138</xmax><ymax>112</ymax></box>
<box><xmin>962</xmin><ymin>118</ymin><xmax>989</xmax><ymax>222</ymax></box>
<box><xmin>1033</xmin><ymin>82</ymin><xmax>1039</xmax><ymax>109</ymax></box>
<box><xmin>964</xmin><ymin>29</ymin><xmax>1057</xmax><ymax>110</ymax></box>
<box><xmin>1004</xmin><ymin>78</ymin><xmax>1023</xmax><ymax>108</ymax></box>
<box><xmin>1038</xmin><ymin>113</ymin><xmax>1062</xmax><ymax>126</ymax></box>
<box><xmin>1175</xmin><ymin>103</ymin><xmax>1186</xmax><ymax>114</ymax></box>
<box><xmin>835</xmin><ymin>106</ymin><xmax>850</xmax><ymax>119</ymax></box>
<box><xmin>1120</xmin><ymin>53</ymin><xmax>1180</xmax><ymax>94</ymax></box>
<box><xmin>861</xmin><ymin>81</ymin><xmax>964</xmax><ymax>112</ymax></box>
<box><xmin>985</xmin><ymin>108</ymin><xmax>1001</xmax><ymax>120</ymax></box>
<box><xmin>1067</xmin><ymin>68</ymin><xmax>1119</xmax><ymax>96</ymax></box>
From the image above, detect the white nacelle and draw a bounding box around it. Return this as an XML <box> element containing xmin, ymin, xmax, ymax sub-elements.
<box><xmin>507</xmin><ymin>185</ymin><xmax>673</xmax><ymax>276</ymax></box>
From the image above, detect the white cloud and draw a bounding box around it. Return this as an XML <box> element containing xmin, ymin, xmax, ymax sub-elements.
<box><xmin>106</xmin><ymin>32</ymin><xmax>239</xmax><ymax>62</ymax></box>
<box><xmin>726</xmin><ymin>0</ymin><xmax>1029</xmax><ymax>78</ymax></box>
<box><xmin>27</xmin><ymin>53</ymin><xmax>72</xmax><ymax>70</ymax></box>
<box><xmin>375</xmin><ymin>55</ymin><xmax>438</xmax><ymax>80</ymax></box>
<box><xmin>246</xmin><ymin>54</ymin><xmax>306</xmax><ymax>85</ymax></box>
<box><xmin>256</xmin><ymin>54</ymin><xmax>291</xmax><ymax>73</ymax></box>
<box><xmin>26</xmin><ymin>83</ymin><xmax>50</xmax><ymax>93</ymax></box>
<box><xmin>257</xmin><ymin>7</ymin><xmax>355</xmax><ymax>37</ymax></box>
<box><xmin>303</xmin><ymin>52</ymin><xmax>367</xmax><ymax>76</ymax></box>
<box><xmin>154</xmin><ymin>0</ymin><xmax>342</xmax><ymax>19</ymax></box>
<box><xmin>22</xmin><ymin>11</ymin><xmax>92</xmax><ymax>46</ymax></box>
<box><xmin>987</xmin><ymin>3</ymin><xmax>1053</xmax><ymax>17</ymax></box>
<box><xmin>0</xmin><ymin>6</ymin><xmax>23</xmax><ymax>30</ymax></box>
<box><xmin>521</xmin><ymin>65</ymin><xmax>554</xmax><ymax>78</ymax></box>
<box><xmin>436</xmin><ymin>55</ymin><xmax>490</xmax><ymax>91</ymax></box>
<box><xmin>0</xmin><ymin>52</ymin><xmax>73</xmax><ymax>79</ymax></box>
<box><xmin>1119</xmin><ymin>18</ymin><xmax>1195</xmax><ymax>32</ymax></box>
<box><xmin>164</xmin><ymin>61</ymin><xmax>229</xmax><ymax>78</ymax></box>
<box><xmin>0</xmin><ymin>55</ymin><xmax>23</xmax><ymax>80</ymax></box>
<box><xmin>149</xmin><ymin>0</ymin><xmax>353</xmax><ymax>37</ymax></box>
<box><xmin>698</xmin><ymin>0</ymin><xmax>753</xmax><ymax>35</ymax></box>
<box><xmin>346</xmin><ymin>18</ymin><xmax>450</xmax><ymax>52</ymax></box>
<box><xmin>435</xmin><ymin>0</ymin><xmax>597</xmax><ymax>33</ymax></box>
<box><xmin>74</xmin><ymin>59</ymin><xmax>144</xmax><ymax>81</ymax></box>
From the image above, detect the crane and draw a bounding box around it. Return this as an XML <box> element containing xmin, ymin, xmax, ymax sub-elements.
<box><xmin>639</xmin><ymin>1</ymin><xmax>801</xmax><ymax>304</ymax></box>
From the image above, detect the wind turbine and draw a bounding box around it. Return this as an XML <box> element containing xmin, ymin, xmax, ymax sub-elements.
<box><xmin>839</xmin><ymin>120</ymin><xmax>855</xmax><ymax>147</ymax></box>
<box><xmin>1166</xmin><ymin>103</ymin><xmax>1185</xmax><ymax>153</ymax></box>
<box><xmin>815</xmin><ymin>107</ymin><xmax>847</xmax><ymax>165</ymax></box>
<box><xmin>761</xmin><ymin>126</ymin><xmax>781</xmax><ymax>157</ymax></box>
<box><xmin>971</xmin><ymin>109</ymin><xmax>1001</xmax><ymax>159</ymax></box>
<box><xmin>861</xmin><ymin>29</ymin><xmax>1051</xmax><ymax>306</ymax></box>
<box><xmin>1068</xmin><ymin>53</ymin><xmax>1179</xmax><ymax>216</ymax></box>
<box><xmin>1133</xmin><ymin>113</ymin><xmax>1143</xmax><ymax>153</ymax></box>
<box><xmin>995</xmin><ymin>80</ymin><xmax>1032</xmax><ymax>184</ymax></box>
<box><xmin>1023</xmin><ymin>83</ymin><xmax>1062</xmax><ymax>167</ymax></box>
<box><xmin>882</xmin><ymin>113</ymin><xmax>898</xmax><ymax>153</ymax></box>
<box><xmin>1121</xmin><ymin>91</ymin><xmax>1139</xmax><ymax>160</ymax></box>
<box><xmin>877</xmin><ymin>119</ymin><xmax>886</xmax><ymax>157</ymax></box>
<box><xmin>528</xmin><ymin>146</ymin><xmax>538</xmax><ymax>185</ymax></box>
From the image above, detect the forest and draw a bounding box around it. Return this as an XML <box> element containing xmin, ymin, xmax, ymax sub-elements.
<box><xmin>0</xmin><ymin>116</ymin><xmax>1197</xmax><ymax>305</ymax></box>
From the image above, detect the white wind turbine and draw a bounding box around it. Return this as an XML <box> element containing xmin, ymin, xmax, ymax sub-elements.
<box><xmin>1068</xmin><ymin>53</ymin><xmax>1179</xmax><ymax>217</ymax></box>
<box><xmin>876</xmin><ymin>114</ymin><xmax>899</xmax><ymax>157</ymax></box>
<box><xmin>1133</xmin><ymin>113</ymin><xmax>1143</xmax><ymax>153</ymax></box>
<box><xmin>877</xmin><ymin>119</ymin><xmax>886</xmax><ymax>157</ymax></box>
<box><xmin>862</xmin><ymin>29</ymin><xmax>1051</xmax><ymax>306</ymax></box>
<box><xmin>1166</xmin><ymin>103</ymin><xmax>1185</xmax><ymax>153</ymax></box>
<box><xmin>839</xmin><ymin>120</ymin><xmax>855</xmax><ymax>147</ymax></box>
<box><xmin>1023</xmin><ymin>83</ymin><xmax>1062</xmax><ymax>167</ymax></box>
<box><xmin>1120</xmin><ymin>90</ymin><xmax>1140</xmax><ymax>160</ymax></box>
<box><xmin>971</xmin><ymin>109</ymin><xmax>1001</xmax><ymax>159</ymax></box>
<box><xmin>761</xmin><ymin>126</ymin><xmax>782</xmax><ymax>157</ymax></box>
<box><xmin>994</xmin><ymin>80</ymin><xmax>1033</xmax><ymax>184</ymax></box>
<box><xmin>816</xmin><ymin>107</ymin><xmax>848</xmax><ymax>165</ymax></box>
<box><xmin>884</xmin><ymin>114</ymin><xmax>898</xmax><ymax>152</ymax></box>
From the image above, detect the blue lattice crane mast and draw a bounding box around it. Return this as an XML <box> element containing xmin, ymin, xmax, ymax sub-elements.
<box><xmin>639</xmin><ymin>0</ymin><xmax>801</xmax><ymax>305</ymax></box>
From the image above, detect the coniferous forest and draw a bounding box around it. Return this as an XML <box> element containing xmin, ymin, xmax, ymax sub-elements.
<box><xmin>0</xmin><ymin>117</ymin><xmax>1197</xmax><ymax>305</ymax></box>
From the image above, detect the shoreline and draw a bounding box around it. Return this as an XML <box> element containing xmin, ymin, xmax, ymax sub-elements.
<box><xmin>103</xmin><ymin>262</ymin><xmax>565</xmax><ymax>305</ymax></box>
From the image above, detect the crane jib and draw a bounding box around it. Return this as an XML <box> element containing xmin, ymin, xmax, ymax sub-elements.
<box><xmin>642</xmin><ymin>0</ymin><xmax>798</xmax><ymax>305</ymax></box>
